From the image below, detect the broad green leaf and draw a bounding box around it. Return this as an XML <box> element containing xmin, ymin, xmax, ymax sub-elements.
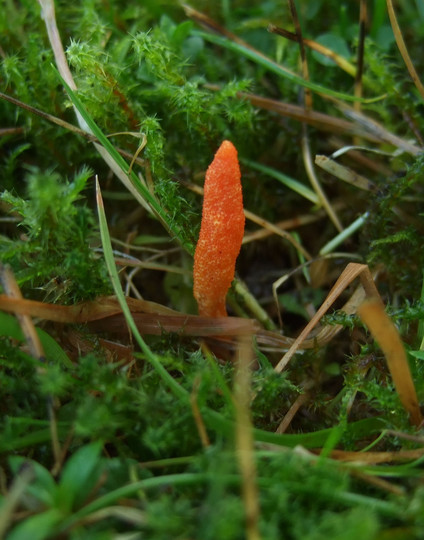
<box><xmin>7</xmin><ymin>508</ymin><xmax>63</xmax><ymax>540</ymax></box>
<box><xmin>56</xmin><ymin>441</ymin><xmax>103</xmax><ymax>512</ymax></box>
<box><xmin>313</xmin><ymin>33</ymin><xmax>351</xmax><ymax>67</ymax></box>
<box><xmin>8</xmin><ymin>457</ymin><xmax>57</xmax><ymax>508</ymax></box>
<box><xmin>0</xmin><ymin>312</ymin><xmax>72</xmax><ymax>367</ymax></box>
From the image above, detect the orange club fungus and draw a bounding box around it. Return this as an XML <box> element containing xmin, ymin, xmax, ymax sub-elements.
<box><xmin>193</xmin><ymin>140</ymin><xmax>245</xmax><ymax>317</ymax></box>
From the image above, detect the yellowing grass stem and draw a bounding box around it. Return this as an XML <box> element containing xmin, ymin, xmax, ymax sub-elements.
<box><xmin>386</xmin><ymin>0</ymin><xmax>424</xmax><ymax>102</ymax></box>
<box><xmin>357</xmin><ymin>298</ymin><xmax>422</xmax><ymax>428</ymax></box>
<box><xmin>234</xmin><ymin>336</ymin><xmax>261</xmax><ymax>540</ymax></box>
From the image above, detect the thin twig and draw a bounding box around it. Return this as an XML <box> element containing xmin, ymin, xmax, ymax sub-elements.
<box><xmin>288</xmin><ymin>0</ymin><xmax>312</xmax><ymax>109</ymax></box>
<box><xmin>0</xmin><ymin>264</ymin><xmax>44</xmax><ymax>361</ymax></box>
<box><xmin>286</xmin><ymin>0</ymin><xmax>342</xmax><ymax>232</ymax></box>
<box><xmin>190</xmin><ymin>375</ymin><xmax>210</xmax><ymax>448</ymax></box>
<box><xmin>275</xmin><ymin>390</ymin><xmax>310</xmax><ymax>434</ymax></box>
<box><xmin>0</xmin><ymin>264</ymin><xmax>62</xmax><ymax>468</ymax></box>
<box><xmin>268</xmin><ymin>25</ymin><xmax>357</xmax><ymax>78</ymax></box>
<box><xmin>354</xmin><ymin>1</ymin><xmax>367</xmax><ymax>111</ymax></box>
<box><xmin>234</xmin><ymin>336</ymin><xmax>261</xmax><ymax>540</ymax></box>
<box><xmin>302</xmin><ymin>131</ymin><xmax>343</xmax><ymax>231</ymax></box>
<box><xmin>386</xmin><ymin>0</ymin><xmax>424</xmax><ymax>101</ymax></box>
<box><xmin>37</xmin><ymin>0</ymin><xmax>154</xmax><ymax>213</ymax></box>
<box><xmin>0</xmin><ymin>92</ymin><xmax>146</xmax><ymax>166</ymax></box>
<box><xmin>204</xmin><ymin>85</ymin><xmax>381</xmax><ymax>140</ymax></box>
<box><xmin>274</xmin><ymin>263</ymin><xmax>380</xmax><ymax>373</ymax></box>
<box><xmin>181</xmin><ymin>179</ymin><xmax>312</xmax><ymax>259</ymax></box>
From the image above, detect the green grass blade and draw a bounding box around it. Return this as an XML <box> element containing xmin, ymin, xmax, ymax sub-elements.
<box><xmin>319</xmin><ymin>212</ymin><xmax>369</xmax><ymax>255</ymax></box>
<box><xmin>242</xmin><ymin>158</ymin><xmax>319</xmax><ymax>204</ymax></box>
<box><xmin>194</xmin><ymin>30</ymin><xmax>382</xmax><ymax>103</ymax></box>
<box><xmin>58</xmin><ymin>72</ymin><xmax>191</xmax><ymax>252</ymax></box>
<box><xmin>95</xmin><ymin>179</ymin><xmax>188</xmax><ymax>400</ymax></box>
<box><xmin>205</xmin><ymin>409</ymin><xmax>385</xmax><ymax>448</ymax></box>
<box><xmin>0</xmin><ymin>312</ymin><xmax>72</xmax><ymax>368</ymax></box>
<box><xmin>0</xmin><ymin>427</ymin><xmax>68</xmax><ymax>452</ymax></box>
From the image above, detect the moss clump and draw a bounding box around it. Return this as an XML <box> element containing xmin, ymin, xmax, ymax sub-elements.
<box><xmin>1</xmin><ymin>167</ymin><xmax>109</xmax><ymax>301</ymax></box>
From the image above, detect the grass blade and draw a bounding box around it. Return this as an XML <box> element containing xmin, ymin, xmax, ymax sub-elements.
<box><xmin>95</xmin><ymin>178</ymin><xmax>188</xmax><ymax>400</ymax></box>
<box><xmin>59</xmin><ymin>74</ymin><xmax>191</xmax><ymax>252</ymax></box>
<box><xmin>194</xmin><ymin>30</ymin><xmax>381</xmax><ymax>103</ymax></box>
<box><xmin>357</xmin><ymin>298</ymin><xmax>423</xmax><ymax>427</ymax></box>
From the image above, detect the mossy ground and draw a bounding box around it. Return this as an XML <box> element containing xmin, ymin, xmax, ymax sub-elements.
<box><xmin>1</xmin><ymin>1</ymin><xmax>424</xmax><ymax>538</ymax></box>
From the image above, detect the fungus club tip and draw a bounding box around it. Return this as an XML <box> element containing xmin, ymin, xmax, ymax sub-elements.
<box><xmin>193</xmin><ymin>140</ymin><xmax>245</xmax><ymax>317</ymax></box>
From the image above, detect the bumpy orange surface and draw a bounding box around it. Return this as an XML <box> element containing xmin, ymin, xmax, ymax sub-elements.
<box><xmin>193</xmin><ymin>140</ymin><xmax>245</xmax><ymax>317</ymax></box>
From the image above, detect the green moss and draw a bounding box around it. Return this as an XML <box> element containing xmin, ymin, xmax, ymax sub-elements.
<box><xmin>1</xmin><ymin>167</ymin><xmax>109</xmax><ymax>301</ymax></box>
<box><xmin>2</xmin><ymin>1</ymin><xmax>424</xmax><ymax>537</ymax></box>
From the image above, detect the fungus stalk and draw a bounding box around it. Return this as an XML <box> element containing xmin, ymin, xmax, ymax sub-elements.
<box><xmin>193</xmin><ymin>141</ymin><xmax>245</xmax><ymax>317</ymax></box>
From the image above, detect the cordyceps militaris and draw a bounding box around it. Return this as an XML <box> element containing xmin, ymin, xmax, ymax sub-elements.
<box><xmin>193</xmin><ymin>141</ymin><xmax>245</xmax><ymax>317</ymax></box>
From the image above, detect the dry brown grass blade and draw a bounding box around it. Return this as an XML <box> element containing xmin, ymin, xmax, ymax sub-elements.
<box><xmin>316</xmin><ymin>447</ymin><xmax>424</xmax><ymax>464</ymax></box>
<box><xmin>302</xmin><ymin>133</ymin><xmax>343</xmax><ymax>232</ymax></box>
<box><xmin>0</xmin><ymin>264</ymin><xmax>62</xmax><ymax>470</ymax></box>
<box><xmin>0</xmin><ymin>266</ymin><xmax>399</xmax><ymax>358</ymax></box>
<box><xmin>268</xmin><ymin>270</ymin><xmax>372</xmax><ymax>355</ymax></box>
<box><xmin>0</xmin><ymin>294</ymin><xmax>260</xmax><ymax>336</ymax></box>
<box><xmin>0</xmin><ymin>91</ymin><xmax>88</xmax><ymax>137</ymax></box>
<box><xmin>37</xmin><ymin>0</ymin><xmax>76</xmax><ymax>90</ymax></box>
<box><xmin>274</xmin><ymin>263</ymin><xmax>381</xmax><ymax>373</ymax></box>
<box><xmin>0</xmin><ymin>466</ymin><xmax>35</xmax><ymax>538</ymax></box>
<box><xmin>315</xmin><ymin>154</ymin><xmax>378</xmax><ymax>192</ymax></box>
<box><xmin>0</xmin><ymin>126</ymin><xmax>25</xmax><ymax>137</ymax></box>
<box><xmin>275</xmin><ymin>390</ymin><xmax>310</xmax><ymax>434</ymax></box>
<box><xmin>0</xmin><ymin>265</ymin><xmax>44</xmax><ymax>361</ymax></box>
<box><xmin>244</xmin><ymin>209</ymin><xmax>312</xmax><ymax>260</ymax></box>
<box><xmin>357</xmin><ymin>298</ymin><xmax>423</xmax><ymax>427</ymax></box>
<box><xmin>182</xmin><ymin>3</ymin><xmax>240</xmax><ymax>42</ymax></box>
<box><xmin>0</xmin><ymin>294</ymin><xmax>179</xmax><ymax>323</ymax></box>
<box><xmin>38</xmin><ymin>0</ymin><xmax>154</xmax><ymax>213</ymax></box>
<box><xmin>113</xmin><ymin>256</ymin><xmax>190</xmax><ymax>276</ymax></box>
<box><xmin>350</xmin><ymin>470</ymin><xmax>404</xmax><ymax>496</ymax></box>
<box><xmin>0</xmin><ymin>92</ymin><xmax>147</xmax><ymax>167</ymax></box>
<box><xmin>386</xmin><ymin>0</ymin><xmax>424</xmax><ymax>102</ymax></box>
<box><xmin>287</xmin><ymin>0</ymin><xmax>312</xmax><ymax>109</ymax></box>
<box><xmin>0</xmin><ymin>286</ymin><xmax>379</xmax><ymax>354</ymax></box>
<box><xmin>255</xmin><ymin>275</ymin><xmax>368</xmax><ymax>353</ymax></box>
<box><xmin>268</xmin><ymin>25</ymin><xmax>357</xmax><ymax>77</ymax></box>
<box><xmin>354</xmin><ymin>0</ymin><xmax>367</xmax><ymax>112</ymax></box>
<box><xmin>190</xmin><ymin>375</ymin><xmax>210</xmax><ymax>448</ymax></box>
<box><xmin>242</xmin><ymin>209</ymin><xmax>331</xmax><ymax>244</ymax></box>
<box><xmin>183</xmin><ymin>4</ymin><xmax>298</xmax><ymax>80</ymax></box>
<box><xmin>338</xmin><ymin>103</ymin><xmax>423</xmax><ymax>156</ymax></box>
<box><xmin>89</xmin><ymin>313</ymin><xmax>259</xmax><ymax>337</ymax></box>
<box><xmin>234</xmin><ymin>336</ymin><xmax>261</xmax><ymax>540</ymax></box>
<box><xmin>204</xmin><ymin>85</ymin><xmax>382</xmax><ymax>140</ymax></box>
<box><xmin>285</xmin><ymin>0</ymin><xmax>342</xmax><ymax>232</ymax></box>
<box><xmin>180</xmin><ymin>178</ymin><xmax>312</xmax><ymax>260</ymax></box>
